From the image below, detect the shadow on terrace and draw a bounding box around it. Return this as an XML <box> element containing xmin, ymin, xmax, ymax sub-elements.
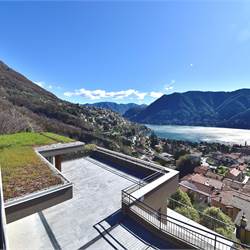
<box><xmin>80</xmin><ymin>209</ymin><xmax>176</xmax><ymax>249</ymax></box>
<box><xmin>89</xmin><ymin>153</ymin><xmax>163</xmax><ymax>182</ymax></box>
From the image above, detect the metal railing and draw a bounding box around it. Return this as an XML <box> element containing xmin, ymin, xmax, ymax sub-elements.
<box><xmin>167</xmin><ymin>198</ymin><xmax>236</xmax><ymax>237</ymax></box>
<box><xmin>122</xmin><ymin>189</ymin><xmax>250</xmax><ymax>250</ymax></box>
<box><xmin>0</xmin><ymin>169</ymin><xmax>8</xmax><ymax>250</ymax></box>
<box><xmin>122</xmin><ymin>171</ymin><xmax>163</xmax><ymax>195</ymax></box>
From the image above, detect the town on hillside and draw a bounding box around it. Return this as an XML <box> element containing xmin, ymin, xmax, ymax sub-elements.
<box><xmin>137</xmin><ymin>133</ymin><xmax>250</xmax><ymax>240</ymax></box>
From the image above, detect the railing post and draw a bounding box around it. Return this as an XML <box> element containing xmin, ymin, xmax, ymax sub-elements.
<box><xmin>160</xmin><ymin>213</ymin><xmax>162</xmax><ymax>230</ymax></box>
<box><xmin>214</xmin><ymin>235</ymin><xmax>217</xmax><ymax>250</ymax></box>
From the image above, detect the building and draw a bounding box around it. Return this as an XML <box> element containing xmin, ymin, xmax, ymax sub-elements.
<box><xmin>0</xmin><ymin>140</ymin><xmax>248</xmax><ymax>249</ymax></box>
<box><xmin>226</xmin><ymin>168</ymin><xmax>244</xmax><ymax>182</ymax></box>
<box><xmin>194</xmin><ymin>165</ymin><xmax>209</xmax><ymax>175</ymax></box>
<box><xmin>180</xmin><ymin>173</ymin><xmax>224</xmax><ymax>202</ymax></box>
<box><xmin>211</xmin><ymin>189</ymin><xmax>250</xmax><ymax>244</ymax></box>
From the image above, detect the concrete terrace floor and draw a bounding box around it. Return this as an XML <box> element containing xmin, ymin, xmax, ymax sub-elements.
<box><xmin>6</xmin><ymin>157</ymin><xmax>175</xmax><ymax>250</ymax></box>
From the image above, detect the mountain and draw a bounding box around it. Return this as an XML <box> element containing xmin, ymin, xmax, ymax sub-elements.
<box><xmin>0</xmin><ymin>60</ymin><xmax>148</xmax><ymax>152</ymax></box>
<box><xmin>128</xmin><ymin>89</ymin><xmax>250</xmax><ymax>129</ymax></box>
<box><xmin>123</xmin><ymin>105</ymin><xmax>147</xmax><ymax>120</ymax></box>
<box><xmin>85</xmin><ymin>102</ymin><xmax>146</xmax><ymax>115</ymax></box>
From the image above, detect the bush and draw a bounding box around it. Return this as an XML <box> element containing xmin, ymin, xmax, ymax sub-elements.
<box><xmin>169</xmin><ymin>188</ymin><xmax>193</xmax><ymax>209</ymax></box>
<box><xmin>83</xmin><ymin>144</ymin><xmax>96</xmax><ymax>155</ymax></box>
<box><xmin>175</xmin><ymin>206</ymin><xmax>200</xmax><ymax>222</ymax></box>
<box><xmin>200</xmin><ymin>207</ymin><xmax>234</xmax><ymax>238</ymax></box>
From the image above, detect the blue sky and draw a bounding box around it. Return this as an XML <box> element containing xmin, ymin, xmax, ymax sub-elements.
<box><xmin>1</xmin><ymin>1</ymin><xmax>250</xmax><ymax>104</ymax></box>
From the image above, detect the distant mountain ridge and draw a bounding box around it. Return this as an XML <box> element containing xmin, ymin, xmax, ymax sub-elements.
<box><xmin>85</xmin><ymin>102</ymin><xmax>147</xmax><ymax>115</ymax></box>
<box><xmin>127</xmin><ymin>89</ymin><xmax>250</xmax><ymax>129</ymax></box>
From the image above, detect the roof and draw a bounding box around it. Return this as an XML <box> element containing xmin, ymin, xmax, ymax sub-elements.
<box><xmin>223</xmin><ymin>178</ymin><xmax>244</xmax><ymax>191</ymax></box>
<box><xmin>212</xmin><ymin>190</ymin><xmax>250</xmax><ymax>229</ymax></box>
<box><xmin>228</xmin><ymin>168</ymin><xmax>241</xmax><ymax>177</ymax></box>
<box><xmin>185</xmin><ymin>173</ymin><xmax>223</xmax><ymax>190</ymax></box>
<box><xmin>205</xmin><ymin>171</ymin><xmax>224</xmax><ymax>181</ymax></box>
<box><xmin>35</xmin><ymin>141</ymin><xmax>85</xmax><ymax>157</ymax></box>
<box><xmin>239</xmin><ymin>164</ymin><xmax>247</xmax><ymax>171</ymax></box>
<box><xmin>0</xmin><ymin>132</ymin><xmax>74</xmax><ymax>201</ymax></box>
<box><xmin>194</xmin><ymin>166</ymin><xmax>209</xmax><ymax>175</ymax></box>
<box><xmin>179</xmin><ymin>180</ymin><xmax>211</xmax><ymax>197</ymax></box>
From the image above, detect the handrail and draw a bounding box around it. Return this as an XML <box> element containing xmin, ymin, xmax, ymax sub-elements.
<box><xmin>123</xmin><ymin>171</ymin><xmax>163</xmax><ymax>194</ymax></box>
<box><xmin>167</xmin><ymin>197</ymin><xmax>235</xmax><ymax>231</ymax></box>
<box><xmin>122</xmin><ymin>188</ymin><xmax>250</xmax><ymax>250</ymax></box>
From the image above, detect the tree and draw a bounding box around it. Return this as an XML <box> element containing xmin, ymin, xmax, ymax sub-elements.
<box><xmin>200</xmin><ymin>207</ymin><xmax>234</xmax><ymax>238</ymax></box>
<box><xmin>149</xmin><ymin>132</ymin><xmax>158</xmax><ymax>148</ymax></box>
<box><xmin>176</xmin><ymin>154</ymin><xmax>201</xmax><ymax>178</ymax></box>
<box><xmin>169</xmin><ymin>188</ymin><xmax>200</xmax><ymax>222</ymax></box>
<box><xmin>175</xmin><ymin>206</ymin><xmax>200</xmax><ymax>222</ymax></box>
<box><xmin>169</xmin><ymin>188</ymin><xmax>193</xmax><ymax>209</ymax></box>
<box><xmin>174</xmin><ymin>149</ymin><xmax>189</xmax><ymax>160</ymax></box>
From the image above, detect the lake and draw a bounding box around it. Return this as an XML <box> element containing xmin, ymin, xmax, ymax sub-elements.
<box><xmin>146</xmin><ymin>125</ymin><xmax>250</xmax><ymax>145</ymax></box>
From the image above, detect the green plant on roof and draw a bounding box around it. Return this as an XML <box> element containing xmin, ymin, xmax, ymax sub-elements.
<box><xmin>216</xmin><ymin>166</ymin><xmax>228</xmax><ymax>176</ymax></box>
<box><xmin>0</xmin><ymin>132</ymin><xmax>73</xmax><ymax>201</ymax></box>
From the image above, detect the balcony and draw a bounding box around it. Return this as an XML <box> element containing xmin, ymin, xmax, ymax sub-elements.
<box><xmin>3</xmin><ymin>145</ymin><xmax>250</xmax><ymax>249</ymax></box>
<box><xmin>6</xmin><ymin>150</ymin><xmax>179</xmax><ymax>249</ymax></box>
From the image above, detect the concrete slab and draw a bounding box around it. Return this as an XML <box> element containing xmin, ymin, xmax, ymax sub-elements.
<box><xmin>6</xmin><ymin>157</ymin><xmax>138</xmax><ymax>250</ymax></box>
<box><xmin>85</xmin><ymin>211</ymin><xmax>176</xmax><ymax>250</ymax></box>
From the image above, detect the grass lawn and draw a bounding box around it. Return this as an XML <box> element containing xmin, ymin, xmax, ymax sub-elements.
<box><xmin>0</xmin><ymin>132</ymin><xmax>74</xmax><ymax>201</ymax></box>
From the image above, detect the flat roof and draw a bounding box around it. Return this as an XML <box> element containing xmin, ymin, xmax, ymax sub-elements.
<box><xmin>35</xmin><ymin>141</ymin><xmax>85</xmax><ymax>157</ymax></box>
<box><xmin>0</xmin><ymin>132</ymin><xmax>74</xmax><ymax>201</ymax></box>
<box><xmin>6</xmin><ymin>157</ymin><xmax>176</xmax><ymax>249</ymax></box>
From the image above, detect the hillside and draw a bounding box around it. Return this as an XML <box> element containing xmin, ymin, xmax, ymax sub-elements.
<box><xmin>123</xmin><ymin>105</ymin><xmax>147</xmax><ymax>120</ymax></box>
<box><xmin>0</xmin><ymin>60</ymin><xmax>148</xmax><ymax>152</ymax></box>
<box><xmin>128</xmin><ymin>89</ymin><xmax>250</xmax><ymax>129</ymax></box>
<box><xmin>85</xmin><ymin>102</ymin><xmax>146</xmax><ymax>115</ymax></box>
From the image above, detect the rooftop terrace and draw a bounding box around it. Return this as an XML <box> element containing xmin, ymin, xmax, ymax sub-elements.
<box><xmin>6</xmin><ymin>156</ymin><xmax>176</xmax><ymax>249</ymax></box>
<box><xmin>2</xmin><ymin>135</ymin><xmax>249</xmax><ymax>250</ymax></box>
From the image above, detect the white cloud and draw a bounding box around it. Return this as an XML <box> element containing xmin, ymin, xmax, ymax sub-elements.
<box><xmin>165</xmin><ymin>85</ymin><xmax>174</xmax><ymax>91</ymax></box>
<box><xmin>34</xmin><ymin>81</ymin><xmax>61</xmax><ymax>91</ymax></box>
<box><xmin>64</xmin><ymin>88</ymin><xmax>147</xmax><ymax>100</ymax></box>
<box><xmin>64</xmin><ymin>81</ymin><xmax>176</xmax><ymax>102</ymax></box>
<box><xmin>149</xmin><ymin>91</ymin><xmax>164</xmax><ymax>98</ymax></box>
<box><xmin>34</xmin><ymin>81</ymin><xmax>45</xmax><ymax>87</ymax></box>
<box><xmin>164</xmin><ymin>80</ymin><xmax>175</xmax><ymax>92</ymax></box>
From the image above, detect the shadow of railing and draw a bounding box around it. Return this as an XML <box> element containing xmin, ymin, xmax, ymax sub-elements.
<box><xmin>85</xmin><ymin>209</ymin><xmax>176</xmax><ymax>250</ymax></box>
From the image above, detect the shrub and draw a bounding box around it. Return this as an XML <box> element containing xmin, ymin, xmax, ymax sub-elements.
<box><xmin>169</xmin><ymin>188</ymin><xmax>193</xmax><ymax>209</ymax></box>
<box><xmin>200</xmin><ymin>207</ymin><xmax>234</xmax><ymax>238</ymax></box>
<box><xmin>83</xmin><ymin>144</ymin><xmax>96</xmax><ymax>155</ymax></box>
<box><xmin>175</xmin><ymin>206</ymin><xmax>200</xmax><ymax>222</ymax></box>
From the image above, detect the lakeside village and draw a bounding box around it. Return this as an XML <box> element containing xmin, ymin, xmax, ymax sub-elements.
<box><xmin>128</xmin><ymin>131</ymin><xmax>250</xmax><ymax>242</ymax></box>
